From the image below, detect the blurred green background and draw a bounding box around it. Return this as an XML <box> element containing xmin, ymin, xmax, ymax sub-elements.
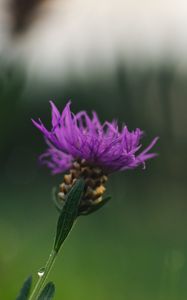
<box><xmin>0</xmin><ymin>3</ymin><xmax>187</xmax><ymax>298</ymax></box>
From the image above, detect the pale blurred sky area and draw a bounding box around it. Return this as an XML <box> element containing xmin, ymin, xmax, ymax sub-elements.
<box><xmin>1</xmin><ymin>0</ymin><xmax>187</xmax><ymax>81</ymax></box>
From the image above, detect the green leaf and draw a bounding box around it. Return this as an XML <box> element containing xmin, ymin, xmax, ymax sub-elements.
<box><xmin>54</xmin><ymin>179</ymin><xmax>85</xmax><ymax>253</ymax></box>
<box><xmin>37</xmin><ymin>282</ymin><xmax>55</xmax><ymax>300</ymax></box>
<box><xmin>79</xmin><ymin>196</ymin><xmax>111</xmax><ymax>216</ymax></box>
<box><xmin>16</xmin><ymin>276</ymin><xmax>32</xmax><ymax>300</ymax></box>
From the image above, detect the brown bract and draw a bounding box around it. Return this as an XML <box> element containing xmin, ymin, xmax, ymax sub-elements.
<box><xmin>58</xmin><ymin>159</ymin><xmax>108</xmax><ymax>214</ymax></box>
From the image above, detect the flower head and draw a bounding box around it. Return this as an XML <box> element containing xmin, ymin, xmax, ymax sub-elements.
<box><xmin>32</xmin><ymin>101</ymin><xmax>158</xmax><ymax>214</ymax></box>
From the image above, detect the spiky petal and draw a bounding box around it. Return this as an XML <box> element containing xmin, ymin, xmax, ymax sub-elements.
<box><xmin>32</xmin><ymin>101</ymin><xmax>158</xmax><ymax>174</ymax></box>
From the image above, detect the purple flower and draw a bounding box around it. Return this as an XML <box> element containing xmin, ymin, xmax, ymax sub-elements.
<box><xmin>32</xmin><ymin>101</ymin><xmax>158</xmax><ymax>175</ymax></box>
<box><xmin>32</xmin><ymin>101</ymin><xmax>158</xmax><ymax>214</ymax></box>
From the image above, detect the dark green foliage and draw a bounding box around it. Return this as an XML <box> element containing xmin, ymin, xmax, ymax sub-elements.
<box><xmin>16</xmin><ymin>276</ymin><xmax>32</xmax><ymax>300</ymax></box>
<box><xmin>37</xmin><ymin>282</ymin><xmax>55</xmax><ymax>300</ymax></box>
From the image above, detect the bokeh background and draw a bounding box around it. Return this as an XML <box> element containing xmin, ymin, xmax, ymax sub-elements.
<box><xmin>0</xmin><ymin>1</ymin><xmax>187</xmax><ymax>299</ymax></box>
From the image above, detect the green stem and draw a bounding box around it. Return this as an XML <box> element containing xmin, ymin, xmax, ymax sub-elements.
<box><xmin>29</xmin><ymin>249</ymin><xmax>57</xmax><ymax>300</ymax></box>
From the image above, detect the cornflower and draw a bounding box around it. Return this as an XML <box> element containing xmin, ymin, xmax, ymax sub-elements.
<box><xmin>32</xmin><ymin>101</ymin><xmax>158</xmax><ymax>214</ymax></box>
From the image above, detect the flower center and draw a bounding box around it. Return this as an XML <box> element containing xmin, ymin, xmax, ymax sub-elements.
<box><xmin>58</xmin><ymin>159</ymin><xmax>108</xmax><ymax>214</ymax></box>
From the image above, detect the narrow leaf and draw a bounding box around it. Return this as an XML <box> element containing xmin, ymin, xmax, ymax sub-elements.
<box><xmin>79</xmin><ymin>196</ymin><xmax>111</xmax><ymax>216</ymax></box>
<box><xmin>37</xmin><ymin>282</ymin><xmax>55</xmax><ymax>300</ymax></box>
<box><xmin>54</xmin><ymin>179</ymin><xmax>85</xmax><ymax>252</ymax></box>
<box><xmin>16</xmin><ymin>276</ymin><xmax>32</xmax><ymax>300</ymax></box>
